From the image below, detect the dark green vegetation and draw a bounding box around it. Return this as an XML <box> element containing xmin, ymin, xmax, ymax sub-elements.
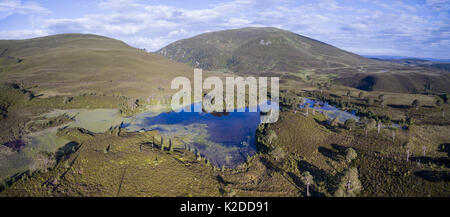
<box><xmin>1</xmin><ymin>29</ymin><xmax>449</xmax><ymax>197</ymax></box>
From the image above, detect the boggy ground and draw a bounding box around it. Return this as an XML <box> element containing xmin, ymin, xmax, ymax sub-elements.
<box><xmin>0</xmin><ymin>81</ymin><xmax>449</xmax><ymax>197</ymax></box>
<box><xmin>0</xmin><ymin>127</ymin><xmax>300</xmax><ymax>197</ymax></box>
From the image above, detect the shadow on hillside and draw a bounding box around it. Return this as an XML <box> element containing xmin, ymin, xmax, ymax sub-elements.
<box><xmin>318</xmin><ymin>147</ymin><xmax>340</xmax><ymax>161</ymax></box>
<box><xmin>318</xmin><ymin>144</ymin><xmax>346</xmax><ymax>161</ymax></box>
<box><xmin>2</xmin><ymin>140</ymin><xmax>26</xmax><ymax>152</ymax></box>
<box><xmin>387</xmin><ymin>104</ymin><xmax>410</xmax><ymax>109</ymax></box>
<box><xmin>410</xmin><ymin>156</ymin><xmax>449</xmax><ymax>168</ymax></box>
<box><xmin>414</xmin><ymin>170</ymin><xmax>450</xmax><ymax>182</ymax></box>
<box><xmin>216</xmin><ymin>175</ymin><xmax>234</xmax><ymax>185</ymax></box>
<box><xmin>440</xmin><ymin>143</ymin><xmax>449</xmax><ymax>157</ymax></box>
<box><xmin>296</xmin><ymin>160</ymin><xmax>339</xmax><ymax>195</ymax></box>
<box><xmin>55</xmin><ymin>141</ymin><xmax>80</xmax><ymax>162</ymax></box>
<box><xmin>313</xmin><ymin>119</ymin><xmax>341</xmax><ymax>133</ymax></box>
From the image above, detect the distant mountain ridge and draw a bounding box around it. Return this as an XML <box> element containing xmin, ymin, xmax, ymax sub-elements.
<box><xmin>364</xmin><ymin>55</ymin><xmax>450</xmax><ymax>63</ymax></box>
<box><xmin>368</xmin><ymin>56</ymin><xmax>450</xmax><ymax>72</ymax></box>
<box><xmin>157</xmin><ymin>27</ymin><xmax>375</xmax><ymax>74</ymax></box>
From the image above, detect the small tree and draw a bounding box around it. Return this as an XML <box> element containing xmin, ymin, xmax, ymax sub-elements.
<box><xmin>104</xmin><ymin>145</ymin><xmax>111</xmax><ymax>153</ymax></box>
<box><xmin>334</xmin><ymin>167</ymin><xmax>362</xmax><ymax>197</ymax></box>
<box><xmin>24</xmin><ymin>91</ymin><xmax>34</xmax><ymax>101</ymax></box>
<box><xmin>267</xmin><ymin>130</ymin><xmax>278</xmax><ymax>145</ymax></box>
<box><xmin>196</xmin><ymin>151</ymin><xmax>202</xmax><ymax>161</ymax></box>
<box><xmin>380</xmin><ymin>99</ymin><xmax>386</xmax><ymax>108</ymax></box>
<box><xmin>312</xmin><ymin>102</ymin><xmax>320</xmax><ymax>116</ymax></box>
<box><xmin>344</xmin><ymin>119</ymin><xmax>356</xmax><ymax>131</ymax></box>
<box><xmin>128</xmin><ymin>99</ymin><xmax>139</xmax><ymax>111</ymax></box>
<box><xmin>299</xmin><ymin>97</ymin><xmax>306</xmax><ymax>106</ymax></box>
<box><xmin>63</xmin><ymin>96</ymin><xmax>73</xmax><ymax>104</ymax></box>
<box><xmin>363</xmin><ymin>123</ymin><xmax>369</xmax><ymax>136</ymax></box>
<box><xmin>392</xmin><ymin>129</ymin><xmax>397</xmax><ymax>142</ymax></box>
<box><xmin>331</xmin><ymin>116</ymin><xmax>340</xmax><ymax>127</ymax></box>
<box><xmin>314</xmin><ymin>102</ymin><xmax>320</xmax><ymax>109</ymax></box>
<box><xmin>169</xmin><ymin>138</ymin><xmax>174</xmax><ymax>152</ymax></box>
<box><xmin>345</xmin><ymin>148</ymin><xmax>357</xmax><ymax>163</ymax></box>
<box><xmin>412</xmin><ymin>99</ymin><xmax>420</xmax><ymax>110</ymax></box>
<box><xmin>377</xmin><ymin>121</ymin><xmax>382</xmax><ymax>134</ymax></box>
<box><xmin>366</xmin><ymin>97</ymin><xmax>374</xmax><ymax>106</ymax></box>
<box><xmin>406</xmin><ymin>149</ymin><xmax>411</xmax><ymax>162</ymax></box>
<box><xmin>436</xmin><ymin>98</ymin><xmax>443</xmax><ymax>107</ymax></box>
<box><xmin>304</xmin><ymin>103</ymin><xmax>310</xmax><ymax>116</ymax></box>
<box><xmin>367</xmin><ymin>119</ymin><xmax>377</xmax><ymax>129</ymax></box>
<box><xmin>271</xmin><ymin>146</ymin><xmax>286</xmax><ymax>161</ymax></box>
<box><xmin>442</xmin><ymin>108</ymin><xmax>445</xmax><ymax>120</ymax></box>
<box><xmin>300</xmin><ymin>171</ymin><xmax>314</xmax><ymax>197</ymax></box>
<box><xmin>346</xmin><ymin>90</ymin><xmax>351</xmax><ymax>100</ymax></box>
<box><xmin>160</xmin><ymin>137</ymin><xmax>165</xmax><ymax>151</ymax></box>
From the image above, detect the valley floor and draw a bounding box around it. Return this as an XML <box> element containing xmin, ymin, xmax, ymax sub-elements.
<box><xmin>0</xmin><ymin>81</ymin><xmax>449</xmax><ymax>197</ymax></box>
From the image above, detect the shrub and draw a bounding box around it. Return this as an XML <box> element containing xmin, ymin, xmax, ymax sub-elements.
<box><xmin>267</xmin><ymin>130</ymin><xmax>278</xmax><ymax>145</ymax></box>
<box><xmin>331</xmin><ymin>116</ymin><xmax>339</xmax><ymax>127</ymax></box>
<box><xmin>345</xmin><ymin>148</ymin><xmax>357</xmax><ymax>162</ymax></box>
<box><xmin>271</xmin><ymin>146</ymin><xmax>285</xmax><ymax>161</ymax></box>
<box><xmin>367</xmin><ymin>119</ymin><xmax>377</xmax><ymax>129</ymax></box>
<box><xmin>63</xmin><ymin>96</ymin><xmax>73</xmax><ymax>104</ymax></box>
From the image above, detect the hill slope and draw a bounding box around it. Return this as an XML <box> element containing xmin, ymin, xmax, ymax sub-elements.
<box><xmin>157</xmin><ymin>27</ymin><xmax>375</xmax><ymax>73</ymax></box>
<box><xmin>0</xmin><ymin>34</ymin><xmax>196</xmax><ymax>98</ymax></box>
<box><xmin>336</xmin><ymin>72</ymin><xmax>450</xmax><ymax>93</ymax></box>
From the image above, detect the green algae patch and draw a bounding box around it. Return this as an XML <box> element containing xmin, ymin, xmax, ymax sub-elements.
<box><xmin>0</xmin><ymin>126</ymin><xmax>70</xmax><ymax>181</ymax></box>
<box><xmin>43</xmin><ymin>109</ymin><xmax>129</xmax><ymax>133</ymax></box>
<box><xmin>0</xmin><ymin>148</ymin><xmax>33</xmax><ymax>181</ymax></box>
<box><xmin>28</xmin><ymin>127</ymin><xmax>71</xmax><ymax>154</ymax></box>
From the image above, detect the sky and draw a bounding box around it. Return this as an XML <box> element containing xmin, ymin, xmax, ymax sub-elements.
<box><xmin>0</xmin><ymin>0</ymin><xmax>449</xmax><ymax>59</ymax></box>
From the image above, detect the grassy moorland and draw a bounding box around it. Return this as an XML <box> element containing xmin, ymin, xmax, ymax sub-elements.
<box><xmin>0</xmin><ymin>30</ymin><xmax>449</xmax><ymax>197</ymax></box>
<box><xmin>0</xmin><ymin>33</ymin><xmax>228</xmax><ymax>99</ymax></box>
<box><xmin>1</xmin><ymin>79</ymin><xmax>448</xmax><ymax>197</ymax></box>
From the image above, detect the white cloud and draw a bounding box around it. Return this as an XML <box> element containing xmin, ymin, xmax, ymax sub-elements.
<box><xmin>0</xmin><ymin>29</ymin><xmax>49</xmax><ymax>39</ymax></box>
<box><xmin>223</xmin><ymin>18</ymin><xmax>252</xmax><ymax>27</ymax></box>
<box><xmin>168</xmin><ymin>29</ymin><xmax>189</xmax><ymax>38</ymax></box>
<box><xmin>0</xmin><ymin>0</ymin><xmax>50</xmax><ymax>19</ymax></box>
<box><xmin>127</xmin><ymin>37</ymin><xmax>169</xmax><ymax>51</ymax></box>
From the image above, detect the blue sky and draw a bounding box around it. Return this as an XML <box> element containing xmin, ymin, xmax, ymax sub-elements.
<box><xmin>0</xmin><ymin>0</ymin><xmax>449</xmax><ymax>59</ymax></box>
